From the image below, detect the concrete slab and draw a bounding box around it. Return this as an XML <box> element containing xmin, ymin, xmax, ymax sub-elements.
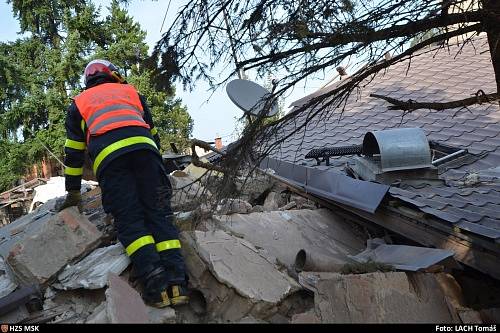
<box><xmin>180</xmin><ymin>230</ymin><xmax>301</xmax><ymax>321</ymax></box>
<box><xmin>215</xmin><ymin>209</ymin><xmax>365</xmax><ymax>273</ymax></box>
<box><xmin>105</xmin><ymin>273</ymin><xmax>149</xmax><ymax>323</ymax></box>
<box><xmin>314</xmin><ymin>272</ymin><xmax>458</xmax><ymax>323</ymax></box>
<box><xmin>7</xmin><ymin>207</ymin><xmax>102</xmax><ymax>286</ymax></box>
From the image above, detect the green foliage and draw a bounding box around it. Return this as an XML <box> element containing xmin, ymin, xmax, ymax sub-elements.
<box><xmin>0</xmin><ymin>0</ymin><xmax>192</xmax><ymax>191</ymax></box>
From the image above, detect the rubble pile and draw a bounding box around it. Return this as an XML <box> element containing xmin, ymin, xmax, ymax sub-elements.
<box><xmin>0</xmin><ymin>168</ymin><xmax>496</xmax><ymax>323</ymax></box>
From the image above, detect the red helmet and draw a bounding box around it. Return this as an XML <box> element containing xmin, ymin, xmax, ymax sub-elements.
<box><xmin>84</xmin><ymin>59</ymin><xmax>124</xmax><ymax>85</ymax></box>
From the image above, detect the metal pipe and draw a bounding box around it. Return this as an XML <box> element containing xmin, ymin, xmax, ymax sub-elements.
<box><xmin>432</xmin><ymin>149</ymin><xmax>467</xmax><ymax>166</ymax></box>
<box><xmin>294</xmin><ymin>249</ymin><xmax>346</xmax><ymax>273</ymax></box>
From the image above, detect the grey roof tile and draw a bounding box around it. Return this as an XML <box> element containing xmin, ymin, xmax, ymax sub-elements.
<box><xmin>272</xmin><ymin>37</ymin><xmax>500</xmax><ymax>239</ymax></box>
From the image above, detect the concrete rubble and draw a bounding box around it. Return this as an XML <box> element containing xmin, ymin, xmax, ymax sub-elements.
<box><xmin>0</xmin><ymin>256</ymin><xmax>17</xmax><ymax>298</ymax></box>
<box><xmin>180</xmin><ymin>230</ymin><xmax>303</xmax><ymax>322</ymax></box>
<box><xmin>0</xmin><ymin>165</ymin><xmax>497</xmax><ymax>324</ymax></box>
<box><xmin>105</xmin><ymin>273</ymin><xmax>149</xmax><ymax>323</ymax></box>
<box><xmin>311</xmin><ymin>271</ymin><xmax>459</xmax><ymax>323</ymax></box>
<box><xmin>214</xmin><ymin>209</ymin><xmax>365</xmax><ymax>274</ymax></box>
<box><xmin>7</xmin><ymin>207</ymin><xmax>102</xmax><ymax>286</ymax></box>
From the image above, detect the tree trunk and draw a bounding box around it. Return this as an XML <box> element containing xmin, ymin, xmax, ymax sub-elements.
<box><xmin>483</xmin><ymin>0</ymin><xmax>500</xmax><ymax>97</ymax></box>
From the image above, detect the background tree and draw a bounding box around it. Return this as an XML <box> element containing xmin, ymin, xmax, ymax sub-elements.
<box><xmin>152</xmin><ymin>0</ymin><xmax>500</xmax><ymax>171</ymax></box>
<box><xmin>0</xmin><ymin>0</ymin><xmax>192</xmax><ymax>191</ymax></box>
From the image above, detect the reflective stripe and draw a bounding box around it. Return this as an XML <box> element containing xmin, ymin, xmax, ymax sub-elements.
<box><xmin>150</xmin><ymin>127</ymin><xmax>158</xmax><ymax>136</ymax></box>
<box><xmin>80</xmin><ymin>119</ymin><xmax>86</xmax><ymax>133</ymax></box>
<box><xmin>65</xmin><ymin>167</ymin><xmax>83</xmax><ymax>176</ymax></box>
<box><xmin>155</xmin><ymin>239</ymin><xmax>181</xmax><ymax>252</ymax></box>
<box><xmin>64</xmin><ymin>139</ymin><xmax>86</xmax><ymax>150</ymax></box>
<box><xmin>93</xmin><ymin>136</ymin><xmax>158</xmax><ymax>174</ymax></box>
<box><xmin>126</xmin><ymin>235</ymin><xmax>155</xmax><ymax>256</ymax></box>
<box><xmin>86</xmin><ymin>104</ymin><xmax>143</xmax><ymax>127</ymax></box>
<box><xmin>89</xmin><ymin>114</ymin><xmax>146</xmax><ymax>135</ymax></box>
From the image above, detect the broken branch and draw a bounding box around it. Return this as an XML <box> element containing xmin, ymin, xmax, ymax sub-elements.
<box><xmin>370</xmin><ymin>91</ymin><xmax>499</xmax><ymax>111</ymax></box>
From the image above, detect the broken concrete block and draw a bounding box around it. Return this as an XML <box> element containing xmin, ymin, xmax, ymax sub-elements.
<box><xmin>147</xmin><ymin>306</ymin><xmax>176</xmax><ymax>323</ymax></box>
<box><xmin>180</xmin><ymin>230</ymin><xmax>301</xmax><ymax>322</ymax></box>
<box><xmin>279</xmin><ymin>201</ymin><xmax>296</xmax><ymax>211</ymax></box>
<box><xmin>479</xmin><ymin>308</ymin><xmax>500</xmax><ymax>324</ymax></box>
<box><xmin>57</xmin><ymin>243</ymin><xmax>130</xmax><ymax>290</ymax></box>
<box><xmin>215</xmin><ymin>209</ymin><xmax>365</xmax><ymax>274</ymax></box>
<box><xmin>235</xmin><ymin>172</ymin><xmax>276</xmax><ymax>203</ymax></box>
<box><xmin>86</xmin><ymin>302</ymin><xmax>109</xmax><ymax>323</ymax></box>
<box><xmin>291</xmin><ymin>311</ymin><xmax>320</xmax><ymax>323</ymax></box>
<box><xmin>314</xmin><ymin>272</ymin><xmax>459</xmax><ymax>323</ymax></box>
<box><xmin>0</xmin><ymin>256</ymin><xmax>17</xmax><ymax>298</ymax></box>
<box><xmin>216</xmin><ymin>198</ymin><xmax>252</xmax><ymax>215</ymax></box>
<box><xmin>7</xmin><ymin>207</ymin><xmax>102</xmax><ymax>286</ymax></box>
<box><xmin>169</xmin><ymin>174</ymin><xmax>211</xmax><ymax>210</ymax></box>
<box><xmin>458</xmin><ymin>309</ymin><xmax>483</xmax><ymax>324</ymax></box>
<box><xmin>105</xmin><ymin>273</ymin><xmax>149</xmax><ymax>323</ymax></box>
<box><xmin>263</xmin><ymin>192</ymin><xmax>281</xmax><ymax>211</ymax></box>
<box><xmin>251</xmin><ymin>205</ymin><xmax>264</xmax><ymax>213</ymax></box>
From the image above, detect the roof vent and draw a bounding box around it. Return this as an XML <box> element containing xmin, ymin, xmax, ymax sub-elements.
<box><xmin>351</xmin><ymin>128</ymin><xmax>439</xmax><ymax>184</ymax></box>
<box><xmin>362</xmin><ymin>128</ymin><xmax>432</xmax><ymax>172</ymax></box>
<box><xmin>336</xmin><ymin>66</ymin><xmax>348</xmax><ymax>80</ymax></box>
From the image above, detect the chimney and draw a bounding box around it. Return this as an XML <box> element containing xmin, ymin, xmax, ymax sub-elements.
<box><xmin>214</xmin><ymin>136</ymin><xmax>223</xmax><ymax>150</ymax></box>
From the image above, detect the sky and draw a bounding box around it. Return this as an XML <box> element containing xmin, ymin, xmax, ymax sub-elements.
<box><xmin>0</xmin><ymin>0</ymin><xmax>327</xmax><ymax>143</ymax></box>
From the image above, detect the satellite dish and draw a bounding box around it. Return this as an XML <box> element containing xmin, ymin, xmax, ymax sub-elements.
<box><xmin>226</xmin><ymin>79</ymin><xmax>278</xmax><ymax>117</ymax></box>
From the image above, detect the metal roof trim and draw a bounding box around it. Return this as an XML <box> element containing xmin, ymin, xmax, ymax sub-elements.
<box><xmin>260</xmin><ymin>157</ymin><xmax>389</xmax><ymax>213</ymax></box>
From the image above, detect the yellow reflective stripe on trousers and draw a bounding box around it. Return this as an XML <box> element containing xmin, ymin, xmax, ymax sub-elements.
<box><xmin>155</xmin><ymin>239</ymin><xmax>181</xmax><ymax>252</ymax></box>
<box><xmin>93</xmin><ymin>136</ymin><xmax>158</xmax><ymax>174</ymax></box>
<box><xmin>126</xmin><ymin>235</ymin><xmax>155</xmax><ymax>256</ymax></box>
<box><xmin>64</xmin><ymin>139</ymin><xmax>86</xmax><ymax>150</ymax></box>
<box><xmin>150</xmin><ymin>127</ymin><xmax>158</xmax><ymax>136</ymax></box>
<box><xmin>65</xmin><ymin>167</ymin><xmax>83</xmax><ymax>176</ymax></box>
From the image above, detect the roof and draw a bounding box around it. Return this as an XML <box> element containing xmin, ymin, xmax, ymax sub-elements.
<box><xmin>271</xmin><ymin>37</ymin><xmax>500</xmax><ymax>242</ymax></box>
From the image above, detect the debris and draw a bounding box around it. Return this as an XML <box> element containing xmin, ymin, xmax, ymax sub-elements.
<box><xmin>291</xmin><ymin>311</ymin><xmax>320</xmax><ymax>323</ymax></box>
<box><xmin>0</xmin><ymin>285</ymin><xmax>43</xmax><ymax>323</ymax></box>
<box><xmin>349</xmin><ymin>238</ymin><xmax>457</xmax><ymax>271</ymax></box>
<box><xmin>105</xmin><ymin>273</ymin><xmax>149</xmax><ymax>323</ymax></box>
<box><xmin>235</xmin><ymin>172</ymin><xmax>276</xmax><ymax>204</ymax></box>
<box><xmin>215</xmin><ymin>209</ymin><xmax>365</xmax><ymax>274</ymax></box>
<box><xmin>0</xmin><ymin>256</ymin><xmax>17</xmax><ymax>298</ymax></box>
<box><xmin>169</xmin><ymin>174</ymin><xmax>210</xmax><ymax>210</ymax></box>
<box><xmin>250</xmin><ymin>205</ymin><xmax>264</xmax><ymax>213</ymax></box>
<box><xmin>479</xmin><ymin>308</ymin><xmax>500</xmax><ymax>324</ymax></box>
<box><xmin>56</xmin><ymin>243</ymin><xmax>130</xmax><ymax>290</ymax></box>
<box><xmin>313</xmin><ymin>272</ymin><xmax>459</xmax><ymax>323</ymax></box>
<box><xmin>458</xmin><ymin>309</ymin><xmax>483</xmax><ymax>324</ymax></box>
<box><xmin>279</xmin><ymin>201</ymin><xmax>296</xmax><ymax>211</ymax></box>
<box><xmin>7</xmin><ymin>207</ymin><xmax>102</xmax><ymax>286</ymax></box>
<box><xmin>180</xmin><ymin>230</ymin><xmax>301</xmax><ymax>322</ymax></box>
<box><xmin>86</xmin><ymin>302</ymin><xmax>109</xmax><ymax>323</ymax></box>
<box><xmin>339</xmin><ymin>260</ymin><xmax>394</xmax><ymax>274</ymax></box>
<box><xmin>147</xmin><ymin>305</ymin><xmax>176</xmax><ymax>323</ymax></box>
<box><xmin>216</xmin><ymin>198</ymin><xmax>252</xmax><ymax>215</ymax></box>
<box><xmin>263</xmin><ymin>191</ymin><xmax>281</xmax><ymax>211</ymax></box>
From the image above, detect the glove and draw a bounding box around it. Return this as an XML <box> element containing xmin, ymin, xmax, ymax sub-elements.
<box><xmin>59</xmin><ymin>190</ymin><xmax>82</xmax><ymax>212</ymax></box>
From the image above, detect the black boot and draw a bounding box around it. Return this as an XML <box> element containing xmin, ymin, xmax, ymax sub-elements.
<box><xmin>141</xmin><ymin>266</ymin><xmax>171</xmax><ymax>308</ymax></box>
<box><xmin>163</xmin><ymin>264</ymin><xmax>190</xmax><ymax>306</ymax></box>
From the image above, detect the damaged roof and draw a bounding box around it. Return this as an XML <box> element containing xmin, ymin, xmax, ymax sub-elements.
<box><xmin>271</xmin><ymin>37</ymin><xmax>500</xmax><ymax>241</ymax></box>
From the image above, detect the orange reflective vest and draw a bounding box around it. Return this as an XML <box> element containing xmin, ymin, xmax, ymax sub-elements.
<box><xmin>74</xmin><ymin>83</ymin><xmax>150</xmax><ymax>142</ymax></box>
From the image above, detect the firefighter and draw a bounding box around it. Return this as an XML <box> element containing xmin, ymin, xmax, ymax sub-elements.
<box><xmin>60</xmin><ymin>59</ymin><xmax>189</xmax><ymax>308</ymax></box>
